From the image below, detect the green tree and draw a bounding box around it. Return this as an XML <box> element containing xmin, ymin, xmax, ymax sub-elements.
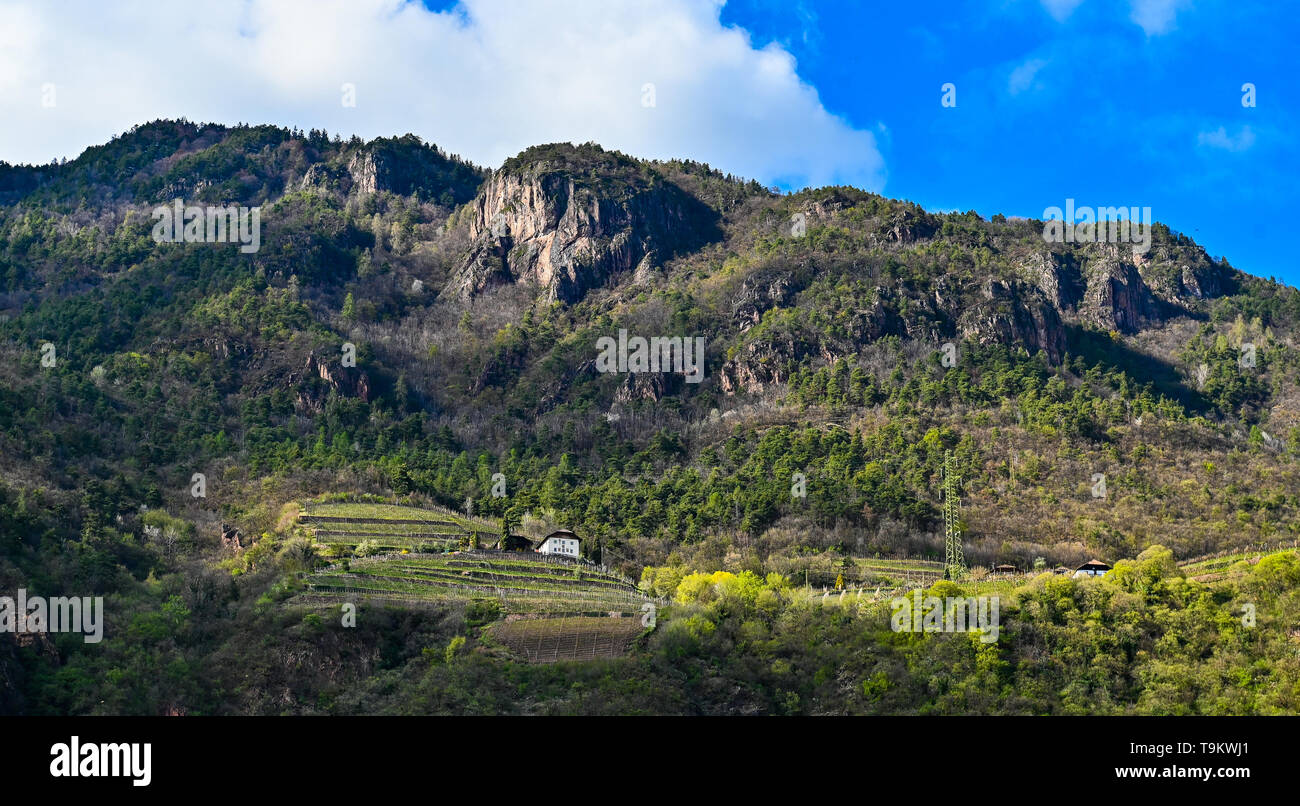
<box><xmin>500</xmin><ymin>507</ymin><xmax>518</xmax><ymax>550</ymax></box>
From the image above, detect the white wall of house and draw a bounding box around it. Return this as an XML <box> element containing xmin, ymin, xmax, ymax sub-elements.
<box><xmin>539</xmin><ymin>537</ymin><xmax>579</xmax><ymax>557</ymax></box>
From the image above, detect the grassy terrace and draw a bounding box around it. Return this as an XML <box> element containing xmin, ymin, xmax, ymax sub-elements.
<box><xmin>847</xmin><ymin>557</ymin><xmax>945</xmax><ymax>587</ymax></box>
<box><xmin>296</xmin><ymin>552</ymin><xmax>652</xmax><ymax>615</ymax></box>
<box><xmin>853</xmin><ymin>557</ymin><xmax>944</xmax><ymax>569</ymax></box>
<box><xmin>1178</xmin><ymin>544</ymin><xmax>1300</xmax><ymax>581</ymax></box>
<box><xmin>290</xmin><ymin>500</ymin><xmax>656</xmax><ymax>616</ymax></box>
<box><xmin>488</xmin><ymin>616</ymin><xmax>649</xmax><ymax>663</ymax></box>
<box><xmin>297</xmin><ymin>501</ymin><xmax>499</xmax><ymax>551</ymax></box>
<box><xmin>301</xmin><ymin>502</ymin><xmax>474</xmax><ymax>521</ymax></box>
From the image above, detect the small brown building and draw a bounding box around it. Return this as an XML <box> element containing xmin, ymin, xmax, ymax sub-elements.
<box><xmin>1073</xmin><ymin>559</ymin><xmax>1112</xmax><ymax>578</ymax></box>
<box><xmin>498</xmin><ymin>534</ymin><xmax>535</xmax><ymax>552</ymax></box>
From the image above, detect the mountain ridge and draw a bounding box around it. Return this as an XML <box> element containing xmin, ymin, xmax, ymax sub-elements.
<box><xmin>3</xmin><ymin>121</ymin><xmax>1300</xmax><ymax>716</ymax></box>
<box><xmin>1</xmin><ymin>120</ymin><xmax>1297</xmax><ymax>570</ymax></box>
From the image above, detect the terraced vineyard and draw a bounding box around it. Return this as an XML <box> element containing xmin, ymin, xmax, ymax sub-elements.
<box><xmin>808</xmin><ymin>554</ymin><xmax>1044</xmax><ymax>605</ymax></box>
<box><xmin>819</xmin><ymin>543</ymin><xmax>1300</xmax><ymax>593</ymax></box>
<box><xmin>298</xmin><ymin>552</ymin><xmax>654</xmax><ymax>614</ymax></box>
<box><xmin>298</xmin><ymin>501</ymin><xmax>498</xmax><ymax>552</ymax></box>
<box><xmin>289</xmin><ymin>499</ymin><xmax>660</xmax><ymax>662</ymax></box>
<box><xmin>489</xmin><ymin>615</ymin><xmax>648</xmax><ymax>663</ymax></box>
<box><xmin>852</xmin><ymin>557</ymin><xmax>945</xmax><ymax>587</ymax></box>
<box><xmin>803</xmin><ymin>557</ymin><xmax>945</xmax><ymax>605</ymax></box>
<box><xmin>1177</xmin><ymin>542</ymin><xmax>1300</xmax><ymax>582</ymax></box>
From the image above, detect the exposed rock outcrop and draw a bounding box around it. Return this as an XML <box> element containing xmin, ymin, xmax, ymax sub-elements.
<box><xmin>719</xmin><ymin>340</ymin><xmax>796</xmax><ymax>396</ymax></box>
<box><xmin>792</xmin><ymin>189</ymin><xmax>939</xmax><ymax>247</ymax></box>
<box><xmin>1078</xmin><ymin>249</ymin><xmax>1162</xmax><ymax>333</ymax></box>
<box><xmin>1024</xmin><ymin>241</ymin><xmax>1228</xmax><ymax>334</ymax></box>
<box><xmin>1020</xmin><ymin>250</ymin><xmax>1084</xmax><ymax>311</ymax></box>
<box><xmin>732</xmin><ymin>271</ymin><xmax>799</xmax><ymax>331</ymax></box>
<box><xmin>300</xmin><ymin>136</ymin><xmax>485</xmax><ymax>204</ymax></box>
<box><xmin>720</xmin><ymin>326</ymin><xmax>832</xmax><ymax>396</ymax></box>
<box><xmin>447</xmin><ymin>143</ymin><xmax>720</xmax><ymax>303</ymax></box>
<box><xmin>294</xmin><ymin>352</ymin><xmax>371</xmax><ymax>412</ymax></box>
<box><xmin>958</xmin><ymin>279</ymin><xmax>1066</xmax><ymax>362</ymax></box>
<box><xmin>346</xmin><ymin>150</ymin><xmax>386</xmax><ymax>195</ymax></box>
<box><xmin>613</xmin><ymin>371</ymin><xmax>685</xmax><ymax>404</ymax></box>
<box><xmin>299</xmin><ymin>162</ymin><xmax>352</xmax><ymax>195</ymax></box>
<box><xmin>220</xmin><ymin>523</ymin><xmax>246</xmax><ymax>551</ymax></box>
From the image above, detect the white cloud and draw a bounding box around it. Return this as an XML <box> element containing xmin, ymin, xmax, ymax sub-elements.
<box><xmin>0</xmin><ymin>0</ymin><xmax>884</xmax><ymax>191</ymax></box>
<box><xmin>1197</xmin><ymin>125</ymin><xmax>1256</xmax><ymax>153</ymax></box>
<box><xmin>1039</xmin><ymin>0</ymin><xmax>1085</xmax><ymax>22</ymax></box>
<box><xmin>1008</xmin><ymin>58</ymin><xmax>1048</xmax><ymax>95</ymax></box>
<box><xmin>1128</xmin><ymin>0</ymin><xmax>1191</xmax><ymax>35</ymax></box>
<box><xmin>1040</xmin><ymin>0</ymin><xmax>1190</xmax><ymax>35</ymax></box>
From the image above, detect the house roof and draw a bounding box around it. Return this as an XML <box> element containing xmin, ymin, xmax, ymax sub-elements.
<box><xmin>543</xmin><ymin>529</ymin><xmax>579</xmax><ymax>541</ymax></box>
<box><xmin>1076</xmin><ymin>559</ymin><xmax>1111</xmax><ymax>570</ymax></box>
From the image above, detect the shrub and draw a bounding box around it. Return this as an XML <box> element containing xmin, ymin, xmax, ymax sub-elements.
<box><xmin>278</xmin><ymin>537</ymin><xmax>320</xmax><ymax>572</ymax></box>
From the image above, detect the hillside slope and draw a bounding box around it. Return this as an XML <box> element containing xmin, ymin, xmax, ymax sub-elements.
<box><xmin>2</xmin><ymin>122</ymin><xmax>1299</xmax><ymax>714</ymax></box>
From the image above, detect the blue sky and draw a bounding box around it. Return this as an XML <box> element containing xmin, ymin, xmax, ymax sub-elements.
<box><xmin>1</xmin><ymin>0</ymin><xmax>1294</xmax><ymax>282</ymax></box>
<box><xmin>718</xmin><ymin>0</ymin><xmax>1296</xmax><ymax>282</ymax></box>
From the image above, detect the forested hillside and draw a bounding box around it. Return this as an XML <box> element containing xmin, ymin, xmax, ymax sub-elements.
<box><xmin>2</xmin><ymin>120</ymin><xmax>1298</xmax><ymax>714</ymax></box>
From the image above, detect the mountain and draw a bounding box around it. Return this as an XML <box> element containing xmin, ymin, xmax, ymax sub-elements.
<box><xmin>2</xmin><ymin>121</ymin><xmax>1299</xmax><ymax>715</ymax></box>
<box><xmin>449</xmin><ymin>142</ymin><xmax>722</xmax><ymax>302</ymax></box>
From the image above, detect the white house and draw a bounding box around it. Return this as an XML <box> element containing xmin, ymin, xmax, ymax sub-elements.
<box><xmin>537</xmin><ymin>529</ymin><xmax>580</xmax><ymax>558</ymax></box>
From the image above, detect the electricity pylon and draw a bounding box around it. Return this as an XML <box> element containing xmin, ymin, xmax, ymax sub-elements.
<box><xmin>943</xmin><ymin>450</ymin><xmax>967</xmax><ymax>581</ymax></box>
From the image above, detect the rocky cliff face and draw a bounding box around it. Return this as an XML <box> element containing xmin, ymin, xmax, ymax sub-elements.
<box><xmin>719</xmin><ymin>340</ymin><xmax>796</xmax><ymax>396</ymax></box>
<box><xmin>731</xmin><ymin>270</ymin><xmax>801</xmax><ymax>332</ymax></box>
<box><xmin>718</xmin><ymin>277</ymin><xmax>1064</xmax><ymax>395</ymax></box>
<box><xmin>1019</xmin><ymin>250</ymin><xmax>1085</xmax><ymax>311</ymax></box>
<box><xmin>716</xmin><ymin>231</ymin><xmax>1231</xmax><ymax>397</ymax></box>
<box><xmin>346</xmin><ymin>150</ymin><xmax>388</xmax><ymax>195</ymax></box>
<box><xmin>294</xmin><ymin>353</ymin><xmax>371</xmax><ymax>412</ymax></box>
<box><xmin>1080</xmin><ymin>252</ymin><xmax>1161</xmax><ymax>332</ymax></box>
<box><xmin>613</xmin><ymin>371</ymin><xmax>685</xmax><ymax>403</ymax></box>
<box><xmin>958</xmin><ymin>278</ymin><xmax>1065</xmax><ymax>361</ymax></box>
<box><xmin>299</xmin><ymin>136</ymin><xmax>485</xmax><ymax>204</ymax></box>
<box><xmin>1018</xmin><ymin>241</ymin><xmax>1228</xmax><ymax>334</ymax></box>
<box><xmin>446</xmin><ymin>144</ymin><xmax>719</xmax><ymax>303</ymax></box>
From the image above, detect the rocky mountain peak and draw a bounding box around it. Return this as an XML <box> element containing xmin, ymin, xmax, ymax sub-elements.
<box><xmin>446</xmin><ymin>143</ymin><xmax>720</xmax><ymax>303</ymax></box>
